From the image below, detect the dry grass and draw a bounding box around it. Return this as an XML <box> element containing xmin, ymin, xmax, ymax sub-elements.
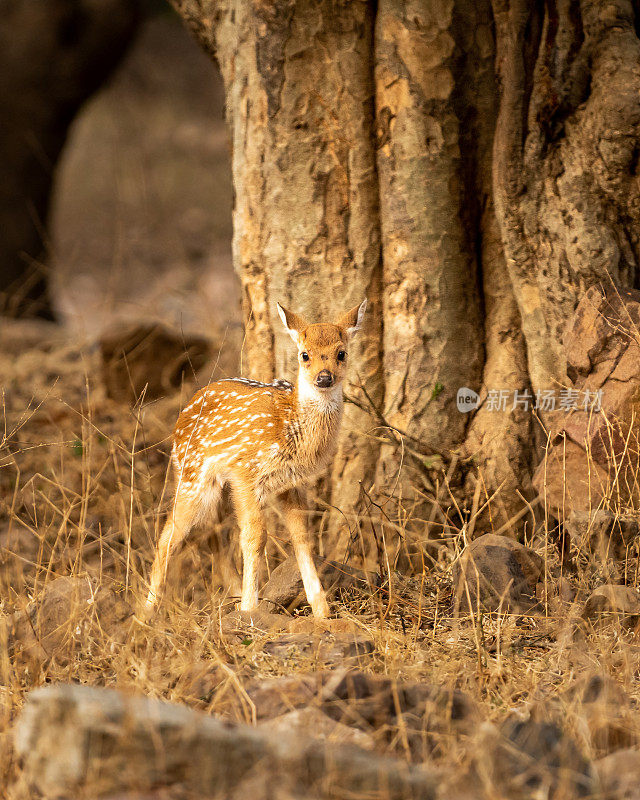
<box><xmin>2</xmin><ymin>320</ymin><xmax>640</xmax><ymax>797</ymax></box>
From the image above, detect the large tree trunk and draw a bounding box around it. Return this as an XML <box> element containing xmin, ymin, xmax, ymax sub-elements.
<box><xmin>171</xmin><ymin>0</ymin><xmax>640</xmax><ymax>555</ymax></box>
<box><xmin>0</xmin><ymin>0</ymin><xmax>140</xmax><ymax>318</ymax></box>
<box><xmin>175</xmin><ymin>0</ymin><xmax>384</xmax><ymax>527</ymax></box>
<box><xmin>492</xmin><ymin>0</ymin><xmax>640</xmax><ymax>393</ymax></box>
<box><xmin>373</xmin><ymin>0</ymin><xmax>534</xmax><ymax>533</ymax></box>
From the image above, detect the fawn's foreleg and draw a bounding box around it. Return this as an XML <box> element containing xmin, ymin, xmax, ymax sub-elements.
<box><xmin>280</xmin><ymin>490</ymin><xmax>330</xmax><ymax>619</ymax></box>
<box><xmin>232</xmin><ymin>483</ymin><xmax>267</xmax><ymax>611</ymax></box>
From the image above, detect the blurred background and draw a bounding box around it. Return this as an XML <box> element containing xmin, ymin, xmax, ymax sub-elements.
<box><xmin>2</xmin><ymin>1</ymin><xmax>239</xmax><ymax>342</ymax></box>
<box><xmin>0</xmin><ymin>1</ymin><xmax>247</xmax><ymax>614</ymax></box>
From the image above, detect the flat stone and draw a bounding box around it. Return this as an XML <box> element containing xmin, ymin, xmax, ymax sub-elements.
<box><xmin>261</xmin><ymin>632</ymin><xmax>374</xmax><ymax>666</ymax></box>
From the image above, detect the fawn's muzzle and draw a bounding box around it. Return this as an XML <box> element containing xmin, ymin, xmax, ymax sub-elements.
<box><xmin>315</xmin><ymin>370</ymin><xmax>334</xmax><ymax>388</ymax></box>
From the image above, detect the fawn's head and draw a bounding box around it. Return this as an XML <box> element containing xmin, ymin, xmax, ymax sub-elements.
<box><xmin>277</xmin><ymin>300</ymin><xmax>367</xmax><ymax>394</ymax></box>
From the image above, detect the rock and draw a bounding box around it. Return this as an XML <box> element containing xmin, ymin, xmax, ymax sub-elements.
<box><xmin>5</xmin><ymin>575</ymin><xmax>131</xmax><ymax>664</ymax></box>
<box><xmin>564</xmin><ymin>283</ymin><xmax>640</xmax><ymax>444</ymax></box>
<box><xmin>320</xmin><ymin>670</ymin><xmax>478</xmax><ymax>759</ymax></box>
<box><xmin>0</xmin><ymin>525</ymin><xmax>39</xmax><ymax>559</ymax></box>
<box><xmin>99</xmin><ymin>322</ymin><xmax>211</xmax><ymax>403</ymax></box>
<box><xmin>565</xmin><ymin>510</ymin><xmax>639</xmax><ymax>571</ymax></box>
<box><xmin>564</xmin><ymin>284</ymin><xmax>638</xmax><ymax>385</ymax></box>
<box><xmin>14</xmin><ymin>684</ymin><xmax>437</xmax><ymax>799</ymax></box>
<box><xmin>261</xmin><ymin>632</ymin><xmax>374</xmax><ymax>666</ymax></box>
<box><xmin>224</xmin><ymin>669</ymin><xmax>477</xmax><ymax>761</ymax></box>
<box><xmin>452</xmin><ymin>534</ymin><xmax>544</xmax><ymax>613</ymax></box>
<box><xmin>240</xmin><ymin>673</ymin><xmax>326</xmax><ymax>721</ymax></box>
<box><xmin>477</xmin><ymin>715</ymin><xmax>594</xmax><ymax>799</ymax></box>
<box><xmin>595</xmin><ymin>748</ymin><xmax>640</xmax><ymax>799</ymax></box>
<box><xmin>96</xmin><ymin>794</ymin><xmax>182</xmax><ymax>800</ymax></box>
<box><xmin>286</xmin><ymin>616</ymin><xmax>363</xmax><ymax>635</ymax></box>
<box><xmin>582</xmin><ymin>585</ymin><xmax>640</xmax><ymax>628</ymax></box>
<box><xmin>557</xmin><ymin>576</ymin><xmax>576</xmax><ymax>603</ymax></box>
<box><xmin>175</xmin><ymin>660</ymin><xmax>226</xmax><ymax>704</ymax></box>
<box><xmin>564</xmin><ymin>674</ymin><xmax>637</xmax><ymax>755</ymax></box>
<box><xmin>258</xmin><ymin>707</ymin><xmax>375</xmax><ymax>750</ymax></box>
<box><xmin>260</xmin><ymin>555</ymin><xmax>374</xmax><ymax>612</ymax></box>
<box><xmin>565</xmin><ymin>673</ymin><xmax>628</xmax><ymax>707</ymax></box>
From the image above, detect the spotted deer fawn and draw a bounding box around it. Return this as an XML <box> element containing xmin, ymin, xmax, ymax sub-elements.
<box><xmin>145</xmin><ymin>299</ymin><xmax>367</xmax><ymax>619</ymax></box>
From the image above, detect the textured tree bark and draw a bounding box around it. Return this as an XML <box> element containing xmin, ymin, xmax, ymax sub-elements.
<box><xmin>373</xmin><ymin>0</ymin><xmax>533</xmax><ymax>529</ymax></box>
<box><xmin>171</xmin><ymin>0</ymin><xmax>640</xmax><ymax>549</ymax></box>
<box><xmin>491</xmin><ymin>0</ymin><xmax>640</xmax><ymax>395</ymax></box>
<box><xmin>0</xmin><ymin>0</ymin><xmax>140</xmax><ymax>318</ymax></box>
<box><xmin>174</xmin><ymin>0</ymin><xmax>384</xmax><ymax>520</ymax></box>
<box><xmin>374</xmin><ymin>0</ymin><xmax>484</xmax><ymax>464</ymax></box>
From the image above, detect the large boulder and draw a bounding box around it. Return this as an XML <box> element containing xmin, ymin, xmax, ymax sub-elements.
<box><xmin>13</xmin><ymin>684</ymin><xmax>438</xmax><ymax>799</ymax></box>
<box><xmin>452</xmin><ymin>534</ymin><xmax>544</xmax><ymax>613</ymax></box>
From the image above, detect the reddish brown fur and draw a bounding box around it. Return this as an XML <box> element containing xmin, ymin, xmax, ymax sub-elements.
<box><xmin>144</xmin><ymin>300</ymin><xmax>366</xmax><ymax>618</ymax></box>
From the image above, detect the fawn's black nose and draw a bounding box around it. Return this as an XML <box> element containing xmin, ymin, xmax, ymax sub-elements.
<box><xmin>315</xmin><ymin>370</ymin><xmax>334</xmax><ymax>388</ymax></box>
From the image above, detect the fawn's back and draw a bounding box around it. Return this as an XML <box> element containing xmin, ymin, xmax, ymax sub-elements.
<box><xmin>172</xmin><ymin>372</ymin><xmax>342</xmax><ymax>506</ymax></box>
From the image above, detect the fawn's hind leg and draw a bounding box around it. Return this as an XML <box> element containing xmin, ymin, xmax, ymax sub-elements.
<box><xmin>232</xmin><ymin>482</ymin><xmax>267</xmax><ymax>611</ymax></box>
<box><xmin>146</xmin><ymin>489</ymin><xmax>198</xmax><ymax>611</ymax></box>
<box><xmin>280</xmin><ymin>490</ymin><xmax>330</xmax><ymax>619</ymax></box>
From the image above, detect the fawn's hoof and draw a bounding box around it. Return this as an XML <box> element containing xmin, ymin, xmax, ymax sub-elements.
<box><xmin>312</xmin><ymin>599</ymin><xmax>331</xmax><ymax>619</ymax></box>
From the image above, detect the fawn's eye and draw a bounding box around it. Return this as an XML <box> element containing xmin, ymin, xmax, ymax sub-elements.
<box><xmin>301</xmin><ymin>351</ymin><xmax>310</xmax><ymax>362</ymax></box>
<box><xmin>337</xmin><ymin>350</ymin><xmax>346</xmax><ymax>362</ymax></box>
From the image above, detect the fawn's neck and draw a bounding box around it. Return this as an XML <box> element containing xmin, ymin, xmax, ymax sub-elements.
<box><xmin>289</xmin><ymin>375</ymin><xmax>344</xmax><ymax>460</ymax></box>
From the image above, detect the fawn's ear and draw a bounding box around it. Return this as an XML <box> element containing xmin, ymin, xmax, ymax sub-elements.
<box><xmin>277</xmin><ymin>302</ymin><xmax>307</xmax><ymax>344</ymax></box>
<box><xmin>336</xmin><ymin>299</ymin><xmax>367</xmax><ymax>339</ymax></box>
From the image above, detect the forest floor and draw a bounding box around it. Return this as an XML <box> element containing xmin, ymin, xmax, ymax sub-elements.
<box><xmin>2</xmin><ymin>317</ymin><xmax>640</xmax><ymax>799</ymax></box>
